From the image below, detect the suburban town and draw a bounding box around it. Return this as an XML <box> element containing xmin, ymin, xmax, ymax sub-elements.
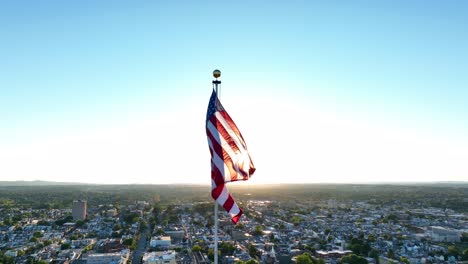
<box><xmin>2</xmin><ymin>0</ymin><xmax>468</xmax><ymax>264</ymax></box>
<box><xmin>0</xmin><ymin>184</ymin><xmax>467</xmax><ymax>264</ymax></box>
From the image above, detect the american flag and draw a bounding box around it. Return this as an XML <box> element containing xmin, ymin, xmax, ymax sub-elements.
<box><xmin>206</xmin><ymin>89</ymin><xmax>256</xmax><ymax>224</ymax></box>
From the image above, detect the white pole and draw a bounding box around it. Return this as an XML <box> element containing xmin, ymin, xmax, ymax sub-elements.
<box><xmin>212</xmin><ymin>70</ymin><xmax>221</xmax><ymax>264</ymax></box>
<box><xmin>214</xmin><ymin>201</ymin><xmax>219</xmax><ymax>264</ymax></box>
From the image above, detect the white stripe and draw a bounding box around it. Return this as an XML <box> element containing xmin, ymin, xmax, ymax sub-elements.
<box><xmin>207</xmin><ymin>136</ymin><xmax>232</xmax><ymax>182</ymax></box>
<box><xmin>229</xmin><ymin>203</ymin><xmax>240</xmax><ymax>217</ymax></box>
<box><xmin>214</xmin><ymin>112</ymin><xmax>252</xmax><ymax>176</ymax></box>
<box><xmin>207</xmin><ymin>120</ymin><xmax>250</xmax><ymax>181</ymax></box>
<box><xmin>208</xmin><ymin>121</ymin><xmax>242</xmax><ymax>180</ymax></box>
<box><xmin>214</xmin><ymin>112</ymin><xmax>248</xmax><ymax>155</ymax></box>
<box><xmin>217</xmin><ymin>186</ymin><xmax>229</xmax><ymax>205</ymax></box>
<box><xmin>211</xmin><ymin>179</ymin><xmax>216</xmax><ymax>189</ymax></box>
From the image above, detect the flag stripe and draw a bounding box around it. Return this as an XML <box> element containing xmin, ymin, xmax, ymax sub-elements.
<box><xmin>210</xmin><ymin>164</ymin><xmax>224</xmax><ymax>187</ymax></box>
<box><xmin>223</xmin><ymin>194</ymin><xmax>235</xmax><ymax>212</ymax></box>
<box><xmin>207</xmin><ymin>120</ymin><xmax>249</xmax><ymax>181</ymax></box>
<box><xmin>207</xmin><ymin>128</ymin><xmax>237</xmax><ymax>182</ymax></box>
<box><xmin>229</xmin><ymin>203</ymin><xmax>241</xmax><ymax>216</ymax></box>
<box><xmin>214</xmin><ymin>112</ymin><xmax>247</xmax><ymax>154</ymax></box>
<box><xmin>218</xmin><ymin>111</ymin><xmax>247</xmax><ymax>146</ymax></box>
<box><xmin>212</xmin><ymin>113</ymin><xmax>255</xmax><ymax>179</ymax></box>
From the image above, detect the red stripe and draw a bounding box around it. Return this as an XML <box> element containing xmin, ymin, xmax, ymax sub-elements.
<box><xmin>211</xmin><ymin>162</ymin><xmax>225</xmax><ymax>187</ymax></box>
<box><xmin>223</xmin><ymin>194</ymin><xmax>235</xmax><ymax>213</ymax></box>
<box><xmin>206</xmin><ymin>121</ymin><xmax>240</xmax><ymax>182</ymax></box>
<box><xmin>213</xmin><ymin>114</ymin><xmax>254</xmax><ymax>180</ymax></box>
<box><xmin>219</xmin><ymin>111</ymin><xmax>247</xmax><ymax>147</ymax></box>
<box><xmin>211</xmin><ymin>114</ymin><xmax>242</xmax><ymax>153</ymax></box>
<box><xmin>210</xmin><ymin>116</ymin><xmax>249</xmax><ymax>181</ymax></box>
<box><xmin>211</xmin><ymin>184</ymin><xmax>224</xmax><ymax>200</ymax></box>
<box><xmin>249</xmin><ymin>162</ymin><xmax>256</xmax><ymax>175</ymax></box>
<box><xmin>207</xmin><ymin>134</ymin><xmax>224</xmax><ymax>187</ymax></box>
<box><xmin>231</xmin><ymin>209</ymin><xmax>243</xmax><ymax>224</ymax></box>
<box><xmin>207</xmin><ymin>131</ymin><xmax>239</xmax><ymax>182</ymax></box>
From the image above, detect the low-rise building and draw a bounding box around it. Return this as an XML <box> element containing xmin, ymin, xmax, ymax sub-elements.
<box><xmin>149</xmin><ymin>236</ymin><xmax>171</xmax><ymax>248</ymax></box>
<box><xmin>142</xmin><ymin>251</ymin><xmax>176</xmax><ymax>264</ymax></box>
<box><xmin>428</xmin><ymin>226</ymin><xmax>460</xmax><ymax>242</ymax></box>
<box><xmin>87</xmin><ymin>250</ymin><xmax>129</xmax><ymax>264</ymax></box>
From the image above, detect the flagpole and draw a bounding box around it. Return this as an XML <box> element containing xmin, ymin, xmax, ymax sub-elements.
<box><xmin>212</xmin><ymin>69</ymin><xmax>221</xmax><ymax>264</ymax></box>
<box><xmin>214</xmin><ymin>201</ymin><xmax>218</xmax><ymax>264</ymax></box>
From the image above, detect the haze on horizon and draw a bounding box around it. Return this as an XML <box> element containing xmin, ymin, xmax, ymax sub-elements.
<box><xmin>1</xmin><ymin>1</ymin><xmax>467</xmax><ymax>184</ymax></box>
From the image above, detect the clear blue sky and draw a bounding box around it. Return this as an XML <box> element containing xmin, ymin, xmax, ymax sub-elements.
<box><xmin>1</xmin><ymin>1</ymin><xmax>467</xmax><ymax>183</ymax></box>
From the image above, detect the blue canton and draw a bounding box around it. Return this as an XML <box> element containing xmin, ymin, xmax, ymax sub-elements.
<box><xmin>206</xmin><ymin>89</ymin><xmax>224</xmax><ymax>122</ymax></box>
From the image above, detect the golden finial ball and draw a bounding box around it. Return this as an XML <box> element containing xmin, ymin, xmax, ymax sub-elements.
<box><xmin>213</xmin><ymin>69</ymin><xmax>221</xmax><ymax>78</ymax></box>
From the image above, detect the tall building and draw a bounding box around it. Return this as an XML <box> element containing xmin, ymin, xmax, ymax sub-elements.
<box><xmin>72</xmin><ymin>200</ymin><xmax>87</xmax><ymax>220</ymax></box>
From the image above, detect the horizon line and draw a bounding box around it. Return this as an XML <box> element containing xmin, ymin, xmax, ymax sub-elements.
<box><xmin>1</xmin><ymin>179</ymin><xmax>467</xmax><ymax>186</ymax></box>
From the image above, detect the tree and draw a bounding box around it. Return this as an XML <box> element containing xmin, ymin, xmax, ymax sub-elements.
<box><xmin>369</xmin><ymin>249</ymin><xmax>380</xmax><ymax>264</ymax></box>
<box><xmin>291</xmin><ymin>215</ymin><xmax>304</xmax><ymax>226</ymax></box>
<box><xmin>55</xmin><ymin>215</ymin><xmax>73</xmax><ymax>226</ymax></box>
<box><xmin>461</xmin><ymin>232</ymin><xmax>468</xmax><ymax>242</ymax></box>
<box><xmin>123</xmin><ymin>238</ymin><xmax>134</xmax><ymax>246</ymax></box>
<box><xmin>386</xmin><ymin>214</ymin><xmax>398</xmax><ymax>221</ymax></box>
<box><xmin>399</xmin><ymin>257</ymin><xmax>410</xmax><ymax>264</ymax></box>
<box><xmin>236</xmin><ymin>223</ymin><xmax>245</xmax><ymax>229</ymax></box>
<box><xmin>61</xmin><ymin>243</ymin><xmax>71</xmax><ymax>250</ymax></box>
<box><xmin>253</xmin><ymin>225</ymin><xmax>263</xmax><ymax>236</ymax></box>
<box><xmin>296</xmin><ymin>253</ymin><xmax>314</xmax><ymax>264</ymax></box>
<box><xmin>26</xmin><ymin>257</ymin><xmax>35</xmax><ymax>264</ymax></box>
<box><xmin>123</xmin><ymin>238</ymin><xmax>137</xmax><ymax>250</ymax></box>
<box><xmin>339</xmin><ymin>254</ymin><xmax>368</xmax><ymax>264</ymax></box>
<box><xmin>305</xmin><ymin>245</ymin><xmax>316</xmax><ymax>255</ymax></box>
<box><xmin>348</xmin><ymin>237</ymin><xmax>371</xmax><ymax>256</ymax></box>
<box><xmin>139</xmin><ymin>219</ymin><xmax>147</xmax><ymax>231</ymax></box>
<box><xmin>462</xmin><ymin>249</ymin><xmax>468</xmax><ymax>261</ymax></box>
<box><xmin>208</xmin><ymin>248</ymin><xmax>221</xmax><ymax>261</ymax></box>
<box><xmin>37</xmin><ymin>220</ymin><xmax>50</xmax><ymax>226</ymax></box>
<box><xmin>235</xmin><ymin>260</ymin><xmax>255</xmax><ymax>264</ymax></box>
<box><xmin>220</xmin><ymin>242</ymin><xmax>236</xmax><ymax>255</ymax></box>
<box><xmin>33</xmin><ymin>231</ymin><xmax>44</xmax><ymax>238</ymax></box>
<box><xmin>124</xmin><ymin>212</ymin><xmax>140</xmax><ymax>224</ymax></box>
<box><xmin>82</xmin><ymin>243</ymin><xmax>94</xmax><ymax>253</ymax></box>
<box><xmin>387</xmin><ymin>249</ymin><xmax>395</xmax><ymax>259</ymax></box>
<box><xmin>36</xmin><ymin>243</ymin><xmax>45</xmax><ymax>249</ymax></box>
<box><xmin>0</xmin><ymin>252</ymin><xmax>15</xmax><ymax>264</ymax></box>
<box><xmin>86</xmin><ymin>232</ymin><xmax>97</xmax><ymax>238</ymax></box>
<box><xmin>76</xmin><ymin>220</ymin><xmax>85</xmax><ymax>227</ymax></box>
<box><xmin>3</xmin><ymin>218</ymin><xmax>13</xmax><ymax>226</ymax></box>
<box><xmin>191</xmin><ymin>245</ymin><xmax>202</xmax><ymax>252</ymax></box>
<box><xmin>447</xmin><ymin>245</ymin><xmax>460</xmax><ymax>257</ymax></box>
<box><xmin>248</xmin><ymin>244</ymin><xmax>260</xmax><ymax>259</ymax></box>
